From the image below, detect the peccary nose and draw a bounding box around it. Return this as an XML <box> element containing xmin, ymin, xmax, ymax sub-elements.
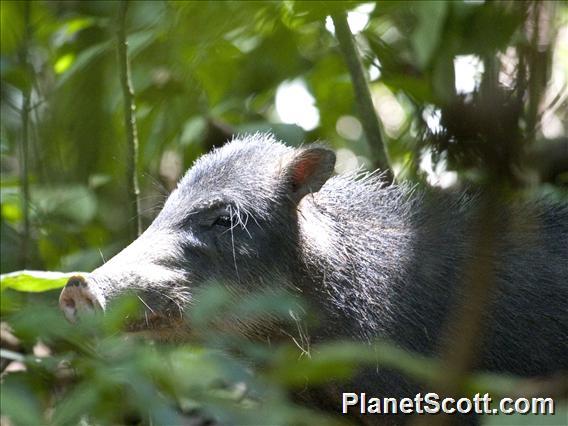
<box><xmin>59</xmin><ymin>275</ymin><xmax>103</xmax><ymax>322</ymax></box>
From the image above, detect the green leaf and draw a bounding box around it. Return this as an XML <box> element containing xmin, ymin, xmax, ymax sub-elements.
<box><xmin>0</xmin><ymin>377</ymin><xmax>44</xmax><ymax>426</ymax></box>
<box><xmin>432</xmin><ymin>52</ymin><xmax>456</xmax><ymax>103</ymax></box>
<box><xmin>0</xmin><ymin>289</ymin><xmax>25</xmax><ymax>314</ymax></box>
<box><xmin>51</xmin><ymin>383</ymin><xmax>101</xmax><ymax>425</ymax></box>
<box><xmin>234</xmin><ymin>122</ymin><xmax>305</xmax><ymax>147</ymax></box>
<box><xmin>31</xmin><ymin>184</ymin><xmax>98</xmax><ymax>225</ymax></box>
<box><xmin>381</xmin><ymin>75</ymin><xmax>434</xmax><ymax>102</ymax></box>
<box><xmin>411</xmin><ymin>1</ymin><xmax>448</xmax><ymax>69</ymax></box>
<box><xmin>55</xmin><ymin>40</ymin><xmax>111</xmax><ymax>89</ymax></box>
<box><xmin>127</xmin><ymin>30</ymin><xmax>158</xmax><ymax>58</ymax></box>
<box><xmin>0</xmin><ymin>270</ymin><xmax>85</xmax><ymax>292</ymax></box>
<box><xmin>54</xmin><ymin>52</ymin><xmax>75</xmax><ymax>74</ymax></box>
<box><xmin>0</xmin><ymin>1</ymin><xmax>25</xmax><ymax>55</ymax></box>
<box><xmin>180</xmin><ymin>116</ymin><xmax>207</xmax><ymax>147</ymax></box>
<box><xmin>269</xmin><ymin>340</ymin><xmax>442</xmax><ymax>388</ymax></box>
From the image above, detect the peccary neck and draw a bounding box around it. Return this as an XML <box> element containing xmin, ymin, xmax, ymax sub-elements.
<box><xmin>298</xmin><ymin>176</ymin><xmax>500</xmax><ymax>353</ymax></box>
<box><xmin>298</xmin><ymin>176</ymin><xmax>430</xmax><ymax>340</ymax></box>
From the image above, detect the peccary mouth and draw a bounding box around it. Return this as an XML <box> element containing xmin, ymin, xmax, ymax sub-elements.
<box><xmin>123</xmin><ymin>313</ymin><xmax>190</xmax><ymax>342</ymax></box>
<box><xmin>124</xmin><ymin>312</ymin><xmax>181</xmax><ymax>331</ymax></box>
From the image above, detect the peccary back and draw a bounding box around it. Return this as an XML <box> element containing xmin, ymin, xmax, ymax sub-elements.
<box><xmin>300</xmin><ymin>172</ymin><xmax>567</xmax><ymax>375</ymax></box>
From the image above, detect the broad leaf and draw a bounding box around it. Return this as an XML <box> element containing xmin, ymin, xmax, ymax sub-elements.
<box><xmin>0</xmin><ymin>270</ymin><xmax>85</xmax><ymax>292</ymax></box>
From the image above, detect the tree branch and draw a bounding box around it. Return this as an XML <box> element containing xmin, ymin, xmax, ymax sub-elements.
<box><xmin>117</xmin><ymin>0</ymin><xmax>142</xmax><ymax>239</ymax></box>
<box><xmin>332</xmin><ymin>12</ymin><xmax>392</xmax><ymax>180</ymax></box>
<box><xmin>19</xmin><ymin>1</ymin><xmax>32</xmax><ymax>268</ymax></box>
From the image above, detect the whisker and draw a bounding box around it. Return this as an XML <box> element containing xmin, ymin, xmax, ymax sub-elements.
<box><xmin>98</xmin><ymin>248</ymin><xmax>107</xmax><ymax>264</ymax></box>
<box><xmin>138</xmin><ymin>295</ymin><xmax>155</xmax><ymax>314</ymax></box>
<box><xmin>229</xmin><ymin>205</ymin><xmax>241</xmax><ymax>283</ymax></box>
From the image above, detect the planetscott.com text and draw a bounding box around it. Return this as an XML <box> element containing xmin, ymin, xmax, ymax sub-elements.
<box><xmin>342</xmin><ymin>392</ymin><xmax>555</xmax><ymax>415</ymax></box>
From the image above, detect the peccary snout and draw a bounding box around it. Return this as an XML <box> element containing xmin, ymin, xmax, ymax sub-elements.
<box><xmin>59</xmin><ymin>275</ymin><xmax>104</xmax><ymax>322</ymax></box>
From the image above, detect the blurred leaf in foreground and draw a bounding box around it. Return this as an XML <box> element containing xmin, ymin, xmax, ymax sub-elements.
<box><xmin>0</xmin><ymin>270</ymin><xmax>85</xmax><ymax>292</ymax></box>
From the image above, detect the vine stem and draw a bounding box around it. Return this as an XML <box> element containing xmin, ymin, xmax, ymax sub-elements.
<box><xmin>19</xmin><ymin>1</ymin><xmax>32</xmax><ymax>268</ymax></box>
<box><xmin>331</xmin><ymin>12</ymin><xmax>392</xmax><ymax>180</ymax></box>
<box><xmin>117</xmin><ymin>0</ymin><xmax>142</xmax><ymax>238</ymax></box>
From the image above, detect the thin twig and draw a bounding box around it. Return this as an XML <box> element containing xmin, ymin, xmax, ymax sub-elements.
<box><xmin>331</xmin><ymin>12</ymin><xmax>393</xmax><ymax>180</ymax></box>
<box><xmin>19</xmin><ymin>1</ymin><xmax>32</xmax><ymax>268</ymax></box>
<box><xmin>526</xmin><ymin>2</ymin><xmax>541</xmax><ymax>144</ymax></box>
<box><xmin>117</xmin><ymin>0</ymin><xmax>142</xmax><ymax>238</ymax></box>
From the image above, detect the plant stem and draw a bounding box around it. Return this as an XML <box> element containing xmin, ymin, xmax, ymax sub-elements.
<box><xmin>117</xmin><ymin>0</ymin><xmax>142</xmax><ymax>239</ymax></box>
<box><xmin>332</xmin><ymin>12</ymin><xmax>392</xmax><ymax>180</ymax></box>
<box><xmin>19</xmin><ymin>1</ymin><xmax>32</xmax><ymax>269</ymax></box>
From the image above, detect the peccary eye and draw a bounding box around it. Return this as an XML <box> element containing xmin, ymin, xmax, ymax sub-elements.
<box><xmin>213</xmin><ymin>215</ymin><xmax>232</xmax><ymax>228</ymax></box>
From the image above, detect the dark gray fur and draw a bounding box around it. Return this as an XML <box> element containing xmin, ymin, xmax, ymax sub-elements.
<box><xmin>86</xmin><ymin>133</ymin><xmax>568</xmax><ymax>421</ymax></box>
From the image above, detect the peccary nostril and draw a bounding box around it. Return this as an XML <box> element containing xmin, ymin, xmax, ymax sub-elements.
<box><xmin>59</xmin><ymin>275</ymin><xmax>102</xmax><ymax>323</ymax></box>
<box><xmin>66</xmin><ymin>276</ymin><xmax>87</xmax><ymax>288</ymax></box>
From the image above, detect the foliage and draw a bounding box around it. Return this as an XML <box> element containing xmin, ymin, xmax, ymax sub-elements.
<box><xmin>3</xmin><ymin>272</ymin><xmax>566</xmax><ymax>425</ymax></box>
<box><xmin>1</xmin><ymin>0</ymin><xmax>567</xmax><ymax>425</ymax></box>
<box><xmin>1</xmin><ymin>280</ymin><xmax>350</xmax><ymax>425</ymax></box>
<box><xmin>1</xmin><ymin>270</ymin><xmax>81</xmax><ymax>292</ymax></box>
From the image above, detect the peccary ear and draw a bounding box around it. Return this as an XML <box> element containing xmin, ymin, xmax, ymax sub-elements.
<box><xmin>283</xmin><ymin>146</ymin><xmax>336</xmax><ymax>203</ymax></box>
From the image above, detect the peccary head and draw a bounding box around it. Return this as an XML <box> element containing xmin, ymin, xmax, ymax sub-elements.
<box><xmin>59</xmin><ymin>134</ymin><xmax>336</xmax><ymax>336</ymax></box>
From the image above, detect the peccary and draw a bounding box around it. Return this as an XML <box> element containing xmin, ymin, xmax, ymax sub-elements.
<box><xmin>59</xmin><ymin>133</ymin><xmax>568</xmax><ymax>420</ymax></box>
